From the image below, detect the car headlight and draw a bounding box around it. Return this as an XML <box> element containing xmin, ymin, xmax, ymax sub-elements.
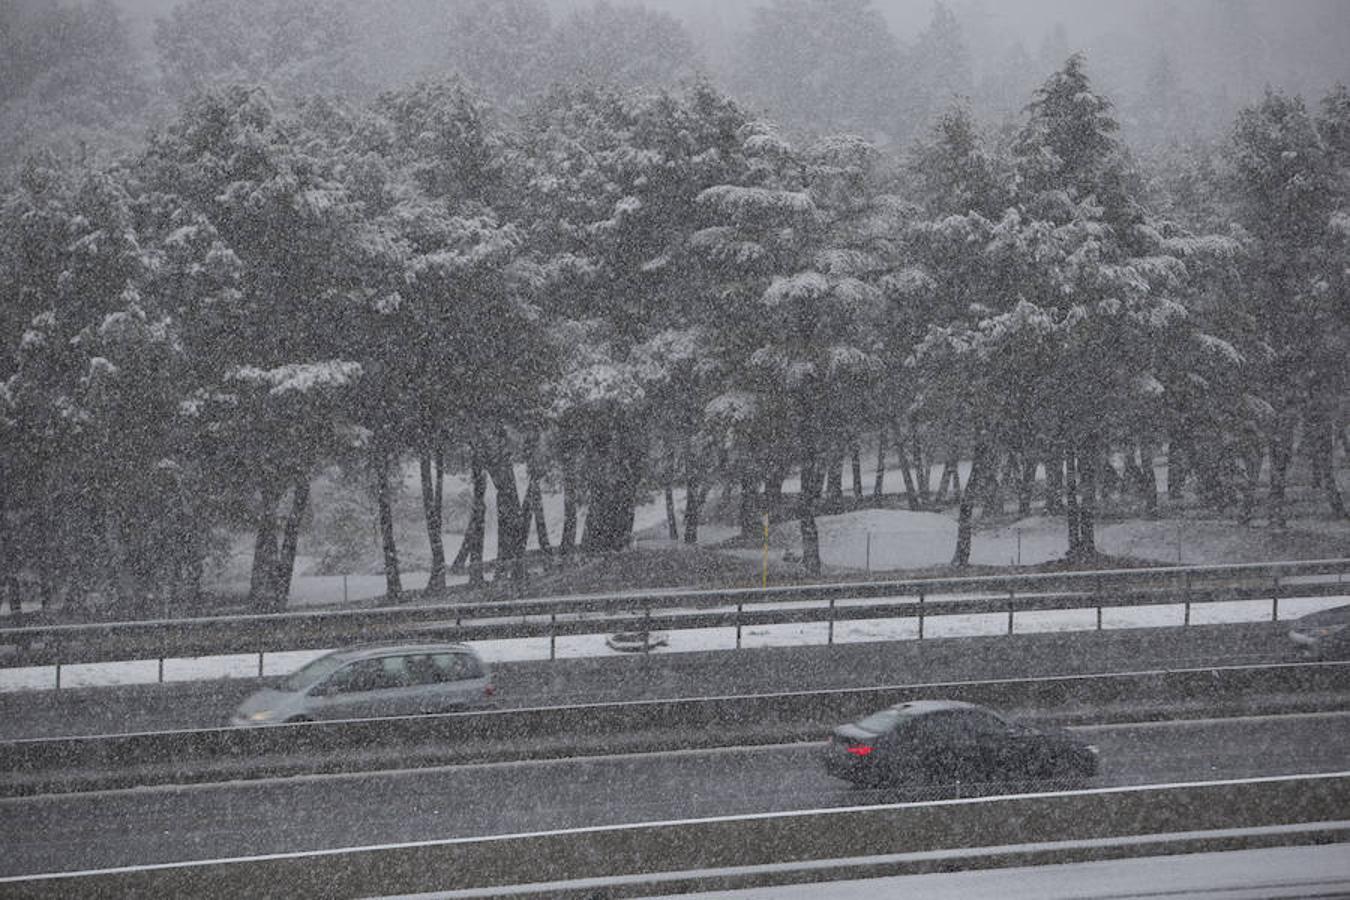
<box><xmin>247</xmin><ymin>710</ymin><xmax>275</xmax><ymax>722</ymax></box>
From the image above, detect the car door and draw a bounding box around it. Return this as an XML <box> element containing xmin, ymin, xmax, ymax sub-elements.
<box><xmin>310</xmin><ymin>656</ymin><xmax>418</xmax><ymax>719</ymax></box>
<box><xmin>308</xmin><ymin>659</ymin><xmax>386</xmax><ymax>720</ymax></box>
<box><xmin>427</xmin><ymin>652</ymin><xmax>483</xmax><ymax>712</ymax></box>
<box><xmin>401</xmin><ymin>654</ymin><xmax>444</xmax><ymax>714</ymax></box>
<box><xmin>963</xmin><ymin>710</ymin><xmax>1023</xmax><ymax>782</ymax></box>
<box><xmin>914</xmin><ymin>712</ymin><xmax>980</xmax><ymax>785</ymax></box>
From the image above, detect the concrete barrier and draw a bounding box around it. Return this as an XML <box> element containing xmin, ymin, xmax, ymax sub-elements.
<box><xmin>2</xmin><ymin>772</ymin><xmax>1344</xmax><ymax>898</ymax></box>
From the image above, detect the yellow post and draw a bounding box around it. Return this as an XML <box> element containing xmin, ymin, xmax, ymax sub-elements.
<box><xmin>762</xmin><ymin>512</ymin><xmax>769</xmax><ymax>588</ymax></box>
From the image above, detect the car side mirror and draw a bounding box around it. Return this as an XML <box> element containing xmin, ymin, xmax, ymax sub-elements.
<box><xmin>310</xmin><ymin>682</ymin><xmax>336</xmax><ymax>697</ymax></box>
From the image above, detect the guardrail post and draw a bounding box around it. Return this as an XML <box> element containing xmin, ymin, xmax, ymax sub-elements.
<box><xmin>1272</xmin><ymin>575</ymin><xmax>1281</xmax><ymax>622</ymax></box>
<box><xmin>1007</xmin><ymin>591</ymin><xmax>1015</xmax><ymax>635</ymax></box>
<box><xmin>550</xmin><ymin>612</ymin><xmax>557</xmax><ymax>660</ymax></box>
<box><xmin>54</xmin><ymin>662</ymin><xmax>61</xmax><ymax>690</ymax></box>
<box><xmin>735</xmin><ymin>602</ymin><xmax>742</xmax><ymax>649</ymax></box>
<box><xmin>827</xmin><ymin>596</ymin><xmax>836</xmax><ymax>645</ymax></box>
<box><xmin>917</xmin><ymin>592</ymin><xmax>924</xmax><ymax>640</ymax></box>
<box><xmin>643</xmin><ymin>606</ymin><xmax>651</xmax><ymax>654</ymax></box>
<box><xmin>158</xmin><ymin>657</ymin><xmax>165</xmax><ymax>683</ymax></box>
<box><xmin>258</xmin><ymin>652</ymin><xmax>264</xmax><ymax>678</ymax></box>
<box><xmin>1183</xmin><ymin>571</ymin><xmax>1192</xmax><ymax>627</ymax></box>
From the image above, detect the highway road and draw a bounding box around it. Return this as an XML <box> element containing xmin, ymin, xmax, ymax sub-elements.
<box><xmin>0</xmin><ymin>621</ymin><xmax>1304</xmax><ymax>740</ymax></box>
<box><xmin>2</xmin><ymin>711</ymin><xmax>1345</xmax><ymax>879</ymax></box>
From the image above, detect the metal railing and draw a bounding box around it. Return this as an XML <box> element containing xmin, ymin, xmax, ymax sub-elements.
<box><xmin>0</xmin><ymin>558</ymin><xmax>1346</xmax><ymax>676</ymax></box>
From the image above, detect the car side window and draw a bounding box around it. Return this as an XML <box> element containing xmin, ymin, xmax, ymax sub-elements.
<box><xmin>377</xmin><ymin>656</ymin><xmax>410</xmax><ymax>688</ymax></box>
<box><xmin>921</xmin><ymin>713</ymin><xmax>965</xmax><ymax>741</ymax></box>
<box><xmin>327</xmin><ymin>659</ymin><xmax>383</xmax><ymax>694</ymax></box>
<box><xmin>456</xmin><ymin>653</ymin><xmax>483</xmax><ymax>679</ymax></box>
<box><xmin>960</xmin><ymin>711</ymin><xmax>1009</xmax><ymax>738</ymax></box>
<box><xmin>431</xmin><ymin>653</ymin><xmax>466</xmax><ymax>682</ymax></box>
<box><xmin>403</xmin><ymin>654</ymin><xmax>439</xmax><ymax>686</ymax></box>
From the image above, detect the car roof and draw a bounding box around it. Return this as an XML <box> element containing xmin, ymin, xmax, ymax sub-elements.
<box><xmin>321</xmin><ymin>642</ymin><xmax>479</xmax><ymax>662</ymax></box>
<box><xmin>892</xmin><ymin>700</ymin><xmax>989</xmax><ymax>715</ymax></box>
<box><xmin>1296</xmin><ymin>604</ymin><xmax>1350</xmax><ymax>625</ymax></box>
<box><xmin>868</xmin><ymin>700</ymin><xmax>991</xmax><ymax>718</ymax></box>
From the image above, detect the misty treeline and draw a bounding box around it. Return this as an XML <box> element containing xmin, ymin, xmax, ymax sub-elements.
<box><xmin>1</xmin><ymin>0</ymin><xmax>1347</xmax><ymax>617</ymax></box>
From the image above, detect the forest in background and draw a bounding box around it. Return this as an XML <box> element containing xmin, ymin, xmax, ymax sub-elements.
<box><xmin>1</xmin><ymin>0</ymin><xmax>1347</xmax><ymax>616</ymax></box>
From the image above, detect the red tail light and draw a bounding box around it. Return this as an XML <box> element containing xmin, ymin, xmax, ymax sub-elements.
<box><xmin>845</xmin><ymin>745</ymin><xmax>874</xmax><ymax>757</ymax></box>
<box><xmin>484</xmin><ymin>684</ymin><xmax>495</xmax><ymax>697</ymax></box>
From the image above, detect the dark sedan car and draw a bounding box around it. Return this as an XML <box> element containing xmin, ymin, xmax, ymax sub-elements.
<box><xmin>1288</xmin><ymin>604</ymin><xmax>1350</xmax><ymax>660</ymax></box>
<box><xmin>821</xmin><ymin>700</ymin><xmax>1099</xmax><ymax>788</ymax></box>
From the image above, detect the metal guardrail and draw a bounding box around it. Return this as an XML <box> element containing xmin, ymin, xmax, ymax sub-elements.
<box><xmin>3</xmin><ymin>773</ymin><xmax>1345</xmax><ymax>898</ymax></box>
<box><xmin>4</xmin><ymin>662</ymin><xmax>1345</xmax><ymax>796</ymax></box>
<box><xmin>1</xmin><ymin>558</ymin><xmax>1347</xmax><ymax>671</ymax></box>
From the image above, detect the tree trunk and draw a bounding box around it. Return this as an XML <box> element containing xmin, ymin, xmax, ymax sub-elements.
<box><xmin>826</xmin><ymin>453</ymin><xmax>844</xmax><ymax>500</ymax></box>
<box><xmin>1044</xmin><ymin>455</ymin><xmax>1064</xmax><ymax>513</ymax></box>
<box><xmin>519</xmin><ymin>431</ymin><xmax>553</xmax><ymax>557</ymax></box>
<box><xmin>934</xmin><ymin>453</ymin><xmax>955</xmax><ymax>505</ymax></box>
<box><xmin>273</xmin><ymin>475</ymin><xmax>310</xmax><ymax>610</ymax></box>
<box><xmin>799</xmin><ymin>453</ymin><xmax>822</xmax><ymax>575</ymax></box>
<box><xmin>739</xmin><ymin>475</ymin><xmax>759</xmax><ymax>538</ymax></box>
<box><xmin>1098</xmin><ymin>449</ymin><xmax>1121</xmax><ymax>501</ymax></box>
<box><xmin>484</xmin><ymin>432</ymin><xmax>526</xmax><ymax>582</ymax></box>
<box><xmin>580</xmin><ymin>425</ymin><xmax>642</xmax><ymax>554</ymax></box>
<box><xmin>981</xmin><ymin>452</ymin><xmax>1004</xmax><ymax>517</ymax></box>
<box><xmin>103</xmin><ymin>508</ymin><xmax>141</xmax><ymax>614</ymax></box>
<box><xmin>1167</xmin><ymin>439</ymin><xmax>1187</xmax><ymax>503</ymax></box>
<box><xmin>248</xmin><ymin>480</ymin><xmax>283</xmax><ymax>610</ymax></box>
<box><xmin>664</xmin><ymin>483</ymin><xmax>679</xmax><ymax>541</ymax></box>
<box><xmin>451</xmin><ymin>448</ymin><xmax>487</xmax><ymax>584</ymax></box>
<box><xmin>850</xmin><ymin>442</ymin><xmax>864</xmax><ymax>499</ymax></box>
<box><xmin>1268</xmin><ymin>423</ymin><xmax>1294</xmax><ymax>528</ymax></box>
<box><xmin>1237</xmin><ymin>443</ymin><xmax>1260</xmax><ymax>525</ymax></box>
<box><xmin>559</xmin><ymin>458</ymin><xmax>578</xmax><ymax>560</ymax></box>
<box><xmin>682</xmin><ymin>474</ymin><xmax>702</xmax><ymax>545</ymax></box>
<box><xmin>1064</xmin><ymin>445</ymin><xmax>1082</xmax><ymax>560</ymax></box>
<box><xmin>765</xmin><ymin>467</ymin><xmax>786</xmax><ymax>511</ymax></box>
<box><xmin>872</xmin><ymin>427</ymin><xmax>886</xmax><ymax>503</ymax></box>
<box><xmin>912</xmin><ymin>434</ymin><xmax>931</xmax><ymax>504</ymax></box>
<box><xmin>374</xmin><ymin>452</ymin><xmax>402</xmax><ymax>601</ymax></box>
<box><xmin>421</xmin><ymin>451</ymin><xmax>447</xmax><ymax>593</ymax></box>
<box><xmin>1078</xmin><ymin>439</ymin><xmax>1098</xmax><ymax>558</ymax></box>
<box><xmin>952</xmin><ymin>441</ymin><xmax>988</xmax><ymax>567</ymax></box>
<box><xmin>895</xmin><ymin>437</ymin><xmax>920</xmax><ymax>510</ymax></box>
<box><xmin>1017</xmin><ymin>454</ymin><xmax>1036</xmax><ymax>517</ymax></box>
<box><xmin>1139</xmin><ymin>440</ymin><xmax>1159</xmax><ymax>517</ymax></box>
<box><xmin>1309</xmin><ymin>411</ymin><xmax>1347</xmax><ymax>519</ymax></box>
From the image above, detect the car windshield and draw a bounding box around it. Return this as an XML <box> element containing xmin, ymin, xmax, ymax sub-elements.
<box><xmin>282</xmin><ymin>654</ymin><xmax>347</xmax><ymax>692</ymax></box>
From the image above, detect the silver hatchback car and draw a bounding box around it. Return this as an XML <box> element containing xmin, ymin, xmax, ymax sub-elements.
<box><xmin>231</xmin><ymin>642</ymin><xmax>495</xmax><ymax>726</ymax></box>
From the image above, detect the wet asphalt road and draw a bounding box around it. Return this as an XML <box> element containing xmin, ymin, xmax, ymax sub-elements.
<box><xmin>1</xmin><ymin>711</ymin><xmax>1345</xmax><ymax>878</ymax></box>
